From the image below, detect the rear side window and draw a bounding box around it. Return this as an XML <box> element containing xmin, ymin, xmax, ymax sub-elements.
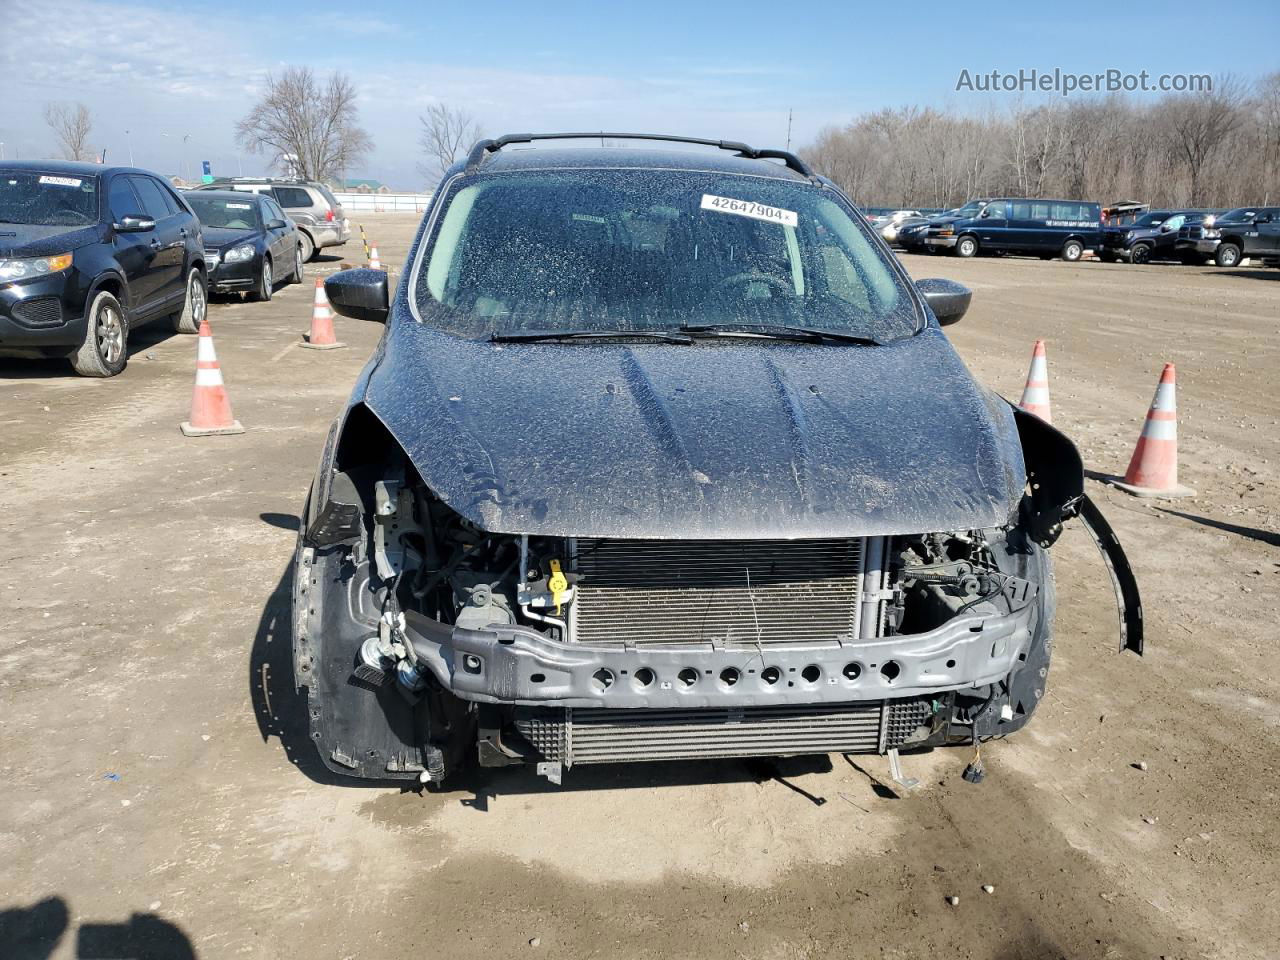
<box><xmin>1010</xmin><ymin>201</ymin><xmax>1031</xmax><ymax>219</ymax></box>
<box><xmin>129</xmin><ymin>176</ymin><xmax>174</xmax><ymax>220</ymax></box>
<box><xmin>272</xmin><ymin>186</ymin><xmax>313</xmax><ymax>209</ymax></box>
<box><xmin>1051</xmin><ymin>202</ymin><xmax>1083</xmax><ymax>221</ymax></box>
<box><xmin>108</xmin><ymin>177</ymin><xmax>142</xmax><ymax>222</ymax></box>
<box><xmin>1031</xmin><ymin>202</ymin><xmax>1051</xmax><ymax>220</ymax></box>
<box><xmin>315</xmin><ymin>185</ymin><xmax>340</xmax><ymax>210</ymax></box>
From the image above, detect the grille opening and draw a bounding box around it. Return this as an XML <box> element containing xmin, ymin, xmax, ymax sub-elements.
<box><xmin>761</xmin><ymin>666</ymin><xmax>781</xmax><ymax>686</ymax></box>
<box><xmin>571</xmin><ymin>538</ymin><xmax>863</xmax><ymax>646</ymax></box>
<box><xmin>633</xmin><ymin>667</ymin><xmax>655</xmax><ymax>689</ymax></box>
<box><xmin>801</xmin><ymin>665</ymin><xmax>822</xmax><ymax>684</ymax></box>
<box><xmin>719</xmin><ymin>667</ymin><xmax>740</xmax><ymax>687</ymax></box>
<box><xmin>843</xmin><ymin>662</ymin><xmax>862</xmax><ymax>681</ymax></box>
<box><xmin>677</xmin><ymin>667</ymin><xmax>699</xmax><ymax>687</ymax></box>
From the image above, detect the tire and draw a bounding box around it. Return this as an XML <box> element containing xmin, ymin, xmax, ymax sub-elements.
<box><xmin>170</xmin><ymin>267</ymin><xmax>208</xmax><ymax>333</ymax></box>
<box><xmin>287</xmin><ymin>243</ymin><xmax>305</xmax><ymax>285</ymax></box>
<box><xmin>1215</xmin><ymin>242</ymin><xmax>1242</xmax><ymax>267</ymax></box>
<box><xmin>955</xmin><ymin>235</ymin><xmax>978</xmax><ymax>258</ymax></box>
<box><xmin>251</xmin><ymin>256</ymin><xmax>273</xmax><ymax>302</ymax></box>
<box><xmin>1129</xmin><ymin>243</ymin><xmax>1152</xmax><ymax>265</ymax></box>
<box><xmin>1061</xmin><ymin>239</ymin><xmax>1084</xmax><ymax>262</ymax></box>
<box><xmin>70</xmin><ymin>290</ymin><xmax>128</xmax><ymax>377</ymax></box>
<box><xmin>299</xmin><ymin>231</ymin><xmax>316</xmax><ymax>263</ymax></box>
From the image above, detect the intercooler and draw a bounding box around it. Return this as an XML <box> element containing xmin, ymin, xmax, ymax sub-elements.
<box><xmin>514</xmin><ymin>699</ymin><xmax>932</xmax><ymax>766</ymax></box>
<box><xmin>570</xmin><ymin>538</ymin><xmax>865</xmax><ymax>645</ymax></box>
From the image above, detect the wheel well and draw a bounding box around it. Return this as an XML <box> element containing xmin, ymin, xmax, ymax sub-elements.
<box><xmin>88</xmin><ymin>273</ymin><xmax>126</xmax><ymax>314</ymax></box>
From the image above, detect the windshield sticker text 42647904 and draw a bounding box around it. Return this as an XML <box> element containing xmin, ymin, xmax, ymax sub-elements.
<box><xmin>701</xmin><ymin>194</ymin><xmax>798</xmax><ymax>228</ymax></box>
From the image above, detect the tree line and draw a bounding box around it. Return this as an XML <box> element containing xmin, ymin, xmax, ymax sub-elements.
<box><xmin>802</xmin><ymin>73</ymin><xmax>1280</xmax><ymax>209</ymax></box>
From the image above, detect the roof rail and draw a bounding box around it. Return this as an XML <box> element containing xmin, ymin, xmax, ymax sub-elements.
<box><xmin>463</xmin><ymin>133</ymin><xmax>813</xmax><ymax>178</ymax></box>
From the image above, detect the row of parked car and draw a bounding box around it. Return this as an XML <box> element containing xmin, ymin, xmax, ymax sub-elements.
<box><xmin>0</xmin><ymin>160</ymin><xmax>350</xmax><ymax>376</ymax></box>
<box><xmin>871</xmin><ymin>199</ymin><xmax>1280</xmax><ymax>267</ymax></box>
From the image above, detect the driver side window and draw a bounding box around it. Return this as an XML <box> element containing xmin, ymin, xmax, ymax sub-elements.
<box><xmin>108</xmin><ymin>177</ymin><xmax>142</xmax><ymax>222</ymax></box>
<box><xmin>983</xmin><ymin>201</ymin><xmax>1007</xmax><ymax>219</ymax></box>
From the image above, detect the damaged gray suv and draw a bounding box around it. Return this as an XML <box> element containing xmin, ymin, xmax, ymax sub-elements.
<box><xmin>294</xmin><ymin>133</ymin><xmax>1142</xmax><ymax>786</ymax></box>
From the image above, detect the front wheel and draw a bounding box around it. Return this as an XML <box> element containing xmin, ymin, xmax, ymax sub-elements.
<box><xmin>170</xmin><ymin>267</ymin><xmax>207</xmax><ymax>333</ymax></box>
<box><xmin>71</xmin><ymin>290</ymin><xmax>128</xmax><ymax>377</ymax></box>
<box><xmin>1061</xmin><ymin>239</ymin><xmax>1084</xmax><ymax>262</ymax></box>
<box><xmin>1215</xmin><ymin>243</ymin><xmax>1242</xmax><ymax>267</ymax></box>
<box><xmin>955</xmin><ymin>235</ymin><xmax>978</xmax><ymax>258</ymax></box>
<box><xmin>1129</xmin><ymin>243</ymin><xmax>1152</xmax><ymax>265</ymax></box>
<box><xmin>251</xmin><ymin>257</ymin><xmax>273</xmax><ymax>302</ymax></box>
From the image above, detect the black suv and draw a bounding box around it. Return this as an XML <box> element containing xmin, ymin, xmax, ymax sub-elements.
<box><xmin>291</xmin><ymin>133</ymin><xmax>1141</xmax><ymax>787</ymax></box>
<box><xmin>0</xmin><ymin>161</ymin><xmax>207</xmax><ymax>376</ymax></box>
<box><xmin>1098</xmin><ymin>210</ymin><xmax>1209</xmax><ymax>264</ymax></box>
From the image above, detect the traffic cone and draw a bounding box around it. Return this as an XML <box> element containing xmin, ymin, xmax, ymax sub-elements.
<box><xmin>368</xmin><ymin>243</ymin><xmax>382</xmax><ymax>270</ymax></box>
<box><xmin>1019</xmin><ymin>340</ymin><xmax>1052</xmax><ymax>423</ymax></box>
<box><xmin>300</xmin><ymin>278</ymin><xmax>345</xmax><ymax>350</ymax></box>
<box><xmin>1107</xmin><ymin>363</ymin><xmax>1194</xmax><ymax>498</ymax></box>
<box><xmin>180</xmin><ymin>319</ymin><xmax>244</xmax><ymax>436</ymax></box>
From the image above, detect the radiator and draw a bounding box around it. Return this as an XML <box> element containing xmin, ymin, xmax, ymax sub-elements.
<box><xmin>515</xmin><ymin>699</ymin><xmax>932</xmax><ymax>766</ymax></box>
<box><xmin>570</xmin><ymin>538</ymin><xmax>863</xmax><ymax>645</ymax></box>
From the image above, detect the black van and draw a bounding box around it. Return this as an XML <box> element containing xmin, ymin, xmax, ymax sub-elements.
<box><xmin>926</xmin><ymin>198</ymin><xmax>1102</xmax><ymax>261</ymax></box>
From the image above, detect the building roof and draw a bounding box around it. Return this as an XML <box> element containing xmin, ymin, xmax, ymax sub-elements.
<box><xmin>341</xmin><ymin>178</ymin><xmax>385</xmax><ymax>189</ymax></box>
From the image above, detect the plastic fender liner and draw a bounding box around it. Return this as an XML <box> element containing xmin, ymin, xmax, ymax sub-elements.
<box><xmin>1076</xmin><ymin>494</ymin><xmax>1144</xmax><ymax>655</ymax></box>
<box><xmin>1009</xmin><ymin>403</ymin><xmax>1143</xmax><ymax>656</ymax></box>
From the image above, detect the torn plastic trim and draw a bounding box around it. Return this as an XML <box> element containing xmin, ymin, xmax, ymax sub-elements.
<box><xmin>1076</xmin><ymin>494</ymin><xmax>1144</xmax><ymax>655</ymax></box>
<box><xmin>400</xmin><ymin>607</ymin><xmax>1035</xmax><ymax>709</ymax></box>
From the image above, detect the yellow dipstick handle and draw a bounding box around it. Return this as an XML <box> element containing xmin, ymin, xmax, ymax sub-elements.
<box><xmin>548</xmin><ymin>559</ymin><xmax>568</xmax><ymax>616</ymax></box>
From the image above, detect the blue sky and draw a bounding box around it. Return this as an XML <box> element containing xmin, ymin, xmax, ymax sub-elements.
<box><xmin>1</xmin><ymin>0</ymin><xmax>1276</xmax><ymax>188</ymax></box>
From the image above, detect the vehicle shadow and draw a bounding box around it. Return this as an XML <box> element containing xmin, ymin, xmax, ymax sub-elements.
<box><xmin>1215</xmin><ymin>268</ymin><xmax>1280</xmax><ymax>281</ymax></box>
<box><xmin>0</xmin><ymin>896</ymin><xmax>196</xmax><ymax>959</ymax></box>
<box><xmin>0</xmin><ymin>322</ymin><xmax>191</xmax><ymax>380</ymax></box>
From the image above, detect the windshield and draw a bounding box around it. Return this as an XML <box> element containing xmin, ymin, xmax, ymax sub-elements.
<box><xmin>1219</xmin><ymin>208</ymin><xmax>1257</xmax><ymax>222</ymax></box>
<box><xmin>0</xmin><ymin>171</ymin><xmax>99</xmax><ymax>226</ymax></box>
<box><xmin>186</xmin><ymin>195</ymin><xmax>261</xmax><ymax>230</ymax></box>
<box><xmin>1132</xmin><ymin>212</ymin><xmax>1170</xmax><ymax>227</ymax></box>
<box><xmin>415</xmin><ymin>169</ymin><xmax>917</xmax><ymax>342</ymax></box>
<box><xmin>951</xmin><ymin>200</ymin><xmax>986</xmax><ymax>219</ymax></box>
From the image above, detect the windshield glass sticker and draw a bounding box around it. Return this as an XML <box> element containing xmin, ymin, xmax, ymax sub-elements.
<box><xmin>226</xmin><ymin>202</ymin><xmax>252</xmax><ymax>209</ymax></box>
<box><xmin>39</xmin><ymin>175</ymin><xmax>83</xmax><ymax>188</ymax></box>
<box><xmin>701</xmin><ymin>194</ymin><xmax>798</xmax><ymax>227</ymax></box>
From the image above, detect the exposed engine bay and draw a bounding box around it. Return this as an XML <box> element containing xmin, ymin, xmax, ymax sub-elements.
<box><xmin>292</xmin><ymin>407</ymin><xmax>1141</xmax><ymax>786</ymax></box>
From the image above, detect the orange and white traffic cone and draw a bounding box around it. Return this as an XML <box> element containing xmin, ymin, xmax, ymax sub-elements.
<box><xmin>1107</xmin><ymin>363</ymin><xmax>1194</xmax><ymax>498</ymax></box>
<box><xmin>180</xmin><ymin>319</ymin><xmax>244</xmax><ymax>437</ymax></box>
<box><xmin>368</xmin><ymin>243</ymin><xmax>382</xmax><ymax>270</ymax></box>
<box><xmin>301</xmin><ymin>277</ymin><xmax>345</xmax><ymax>350</ymax></box>
<box><xmin>1018</xmin><ymin>340</ymin><xmax>1052</xmax><ymax>423</ymax></box>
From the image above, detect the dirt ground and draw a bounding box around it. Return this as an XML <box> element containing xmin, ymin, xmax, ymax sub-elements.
<box><xmin>2</xmin><ymin>213</ymin><xmax>1277</xmax><ymax>960</ymax></box>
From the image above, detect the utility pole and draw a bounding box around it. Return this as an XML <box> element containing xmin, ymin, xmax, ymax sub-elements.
<box><xmin>786</xmin><ymin>109</ymin><xmax>793</xmax><ymax>151</ymax></box>
<box><xmin>125</xmin><ymin>129</ymin><xmax>134</xmax><ymax>166</ymax></box>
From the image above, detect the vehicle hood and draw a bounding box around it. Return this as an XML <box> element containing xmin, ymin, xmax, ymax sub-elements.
<box><xmin>0</xmin><ymin>223</ymin><xmax>101</xmax><ymax>258</ymax></box>
<box><xmin>361</xmin><ymin>323</ymin><xmax>1026</xmax><ymax>539</ymax></box>
<box><xmin>202</xmin><ymin>227</ymin><xmax>258</xmax><ymax>249</ymax></box>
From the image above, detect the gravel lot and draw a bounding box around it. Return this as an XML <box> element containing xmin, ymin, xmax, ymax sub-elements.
<box><xmin>3</xmin><ymin>213</ymin><xmax>1277</xmax><ymax>959</ymax></box>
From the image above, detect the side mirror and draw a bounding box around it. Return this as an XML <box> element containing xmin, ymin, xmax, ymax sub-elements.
<box><xmin>325</xmin><ymin>268</ymin><xmax>388</xmax><ymax>323</ymax></box>
<box><xmin>267</xmin><ymin>218</ymin><xmax>287</xmax><ymax>229</ymax></box>
<box><xmin>916</xmin><ymin>277</ymin><xmax>971</xmax><ymax>327</ymax></box>
<box><xmin>114</xmin><ymin>215</ymin><xmax>156</xmax><ymax>233</ymax></box>
<box><xmin>1159</xmin><ymin>224</ymin><xmax>1172</xmax><ymax>233</ymax></box>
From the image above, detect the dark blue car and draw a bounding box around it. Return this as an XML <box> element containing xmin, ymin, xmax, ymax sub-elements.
<box><xmin>926</xmin><ymin>198</ymin><xmax>1102</xmax><ymax>261</ymax></box>
<box><xmin>1098</xmin><ymin>210</ymin><xmax>1208</xmax><ymax>264</ymax></box>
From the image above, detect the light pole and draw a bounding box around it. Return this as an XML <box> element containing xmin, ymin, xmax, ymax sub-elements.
<box><xmin>183</xmin><ymin>134</ymin><xmax>190</xmax><ymax>182</ymax></box>
<box><xmin>0</xmin><ymin>142</ymin><xmax>5</xmax><ymax>161</ymax></box>
<box><xmin>125</xmin><ymin>129</ymin><xmax>134</xmax><ymax>166</ymax></box>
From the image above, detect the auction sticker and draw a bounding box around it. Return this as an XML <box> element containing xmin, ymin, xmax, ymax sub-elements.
<box><xmin>701</xmin><ymin>194</ymin><xmax>797</xmax><ymax>227</ymax></box>
<box><xmin>39</xmin><ymin>175</ymin><xmax>82</xmax><ymax>188</ymax></box>
<box><xmin>226</xmin><ymin>202</ymin><xmax>252</xmax><ymax>209</ymax></box>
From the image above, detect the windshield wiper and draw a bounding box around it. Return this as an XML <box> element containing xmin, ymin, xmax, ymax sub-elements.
<box><xmin>490</xmin><ymin>329</ymin><xmax>693</xmax><ymax>344</ymax></box>
<box><xmin>679</xmin><ymin>323</ymin><xmax>881</xmax><ymax>345</ymax></box>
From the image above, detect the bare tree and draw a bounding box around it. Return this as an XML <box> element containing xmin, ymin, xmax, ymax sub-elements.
<box><xmin>236</xmin><ymin>67</ymin><xmax>372</xmax><ymax>182</ymax></box>
<box><xmin>44</xmin><ymin>102</ymin><xmax>94</xmax><ymax>162</ymax></box>
<box><xmin>418</xmin><ymin>104</ymin><xmax>482</xmax><ymax>182</ymax></box>
<box><xmin>1156</xmin><ymin>77</ymin><xmax>1247</xmax><ymax>204</ymax></box>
